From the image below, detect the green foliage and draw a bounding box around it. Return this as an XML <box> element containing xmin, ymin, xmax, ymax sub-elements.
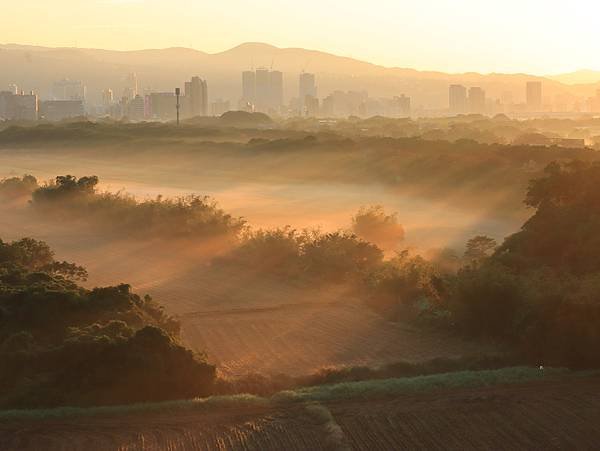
<box><xmin>448</xmin><ymin>161</ymin><xmax>600</xmax><ymax>368</ymax></box>
<box><xmin>0</xmin><ymin>174</ymin><xmax>38</xmax><ymax>199</ymax></box>
<box><xmin>463</xmin><ymin>235</ymin><xmax>497</xmax><ymax>265</ymax></box>
<box><xmin>30</xmin><ymin>175</ymin><xmax>246</xmax><ymax>240</ymax></box>
<box><xmin>0</xmin><ymin>237</ymin><xmax>215</xmax><ymax>409</ymax></box>
<box><xmin>364</xmin><ymin>250</ymin><xmax>442</xmax><ymax>319</ymax></box>
<box><xmin>273</xmin><ymin>366</ymin><xmax>566</xmax><ymax>403</ymax></box>
<box><xmin>497</xmin><ymin>161</ymin><xmax>600</xmax><ymax>274</ymax></box>
<box><xmin>216</xmin><ymin>227</ymin><xmax>304</xmax><ymax>277</ymax></box>
<box><xmin>302</xmin><ymin>232</ymin><xmax>383</xmax><ymax>282</ymax></box>
<box><xmin>450</xmin><ymin>262</ymin><xmax>526</xmax><ymax>338</ymax></box>
<box><xmin>0</xmin><ymin>366</ymin><xmax>573</xmax><ymax>421</ymax></box>
<box><xmin>217</xmin><ymin>228</ymin><xmax>383</xmax><ymax>283</ymax></box>
<box><xmin>0</xmin><ymin>237</ymin><xmax>87</xmax><ymax>281</ymax></box>
<box><xmin>351</xmin><ymin>205</ymin><xmax>405</xmax><ymax>250</ymax></box>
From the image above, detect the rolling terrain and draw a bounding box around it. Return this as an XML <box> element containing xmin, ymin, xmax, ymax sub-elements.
<box><xmin>0</xmin><ymin>203</ymin><xmax>493</xmax><ymax>377</ymax></box>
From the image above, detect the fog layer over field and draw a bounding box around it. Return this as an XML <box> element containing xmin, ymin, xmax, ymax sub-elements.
<box><xmin>15</xmin><ymin>120</ymin><xmax>593</xmax><ymax>380</ymax></box>
<box><xmin>0</xmin><ymin>145</ymin><xmax>525</xmax><ymax>251</ymax></box>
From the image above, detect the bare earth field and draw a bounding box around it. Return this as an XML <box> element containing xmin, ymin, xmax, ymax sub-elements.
<box><xmin>0</xmin><ymin>148</ymin><xmax>522</xmax><ymax>376</ymax></box>
<box><xmin>2</xmin><ymin>376</ymin><xmax>600</xmax><ymax>450</ymax></box>
<box><xmin>181</xmin><ymin>303</ymin><xmax>491</xmax><ymax>378</ymax></box>
<box><xmin>0</xmin><ymin>206</ymin><xmax>496</xmax><ymax>378</ymax></box>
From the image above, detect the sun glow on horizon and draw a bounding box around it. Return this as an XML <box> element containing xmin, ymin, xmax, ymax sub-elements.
<box><xmin>3</xmin><ymin>0</ymin><xmax>600</xmax><ymax>75</ymax></box>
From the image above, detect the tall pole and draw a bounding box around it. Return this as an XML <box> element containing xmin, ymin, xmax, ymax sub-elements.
<box><xmin>175</xmin><ymin>87</ymin><xmax>181</xmax><ymax>126</ymax></box>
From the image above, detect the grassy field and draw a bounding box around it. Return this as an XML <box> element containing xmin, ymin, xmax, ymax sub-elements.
<box><xmin>0</xmin><ymin>367</ymin><xmax>567</xmax><ymax>421</ymax></box>
<box><xmin>2</xmin><ymin>368</ymin><xmax>599</xmax><ymax>450</ymax></box>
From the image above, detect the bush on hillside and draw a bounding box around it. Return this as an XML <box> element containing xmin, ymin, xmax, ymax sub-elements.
<box><xmin>448</xmin><ymin>161</ymin><xmax>600</xmax><ymax>368</ymax></box>
<box><xmin>0</xmin><ymin>237</ymin><xmax>215</xmax><ymax>408</ymax></box>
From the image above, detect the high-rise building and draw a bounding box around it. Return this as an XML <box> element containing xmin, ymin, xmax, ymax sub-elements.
<box><xmin>322</xmin><ymin>95</ymin><xmax>335</xmax><ymax>117</ymax></box>
<box><xmin>255</xmin><ymin>68</ymin><xmax>271</xmax><ymax>112</ymax></box>
<box><xmin>304</xmin><ymin>95</ymin><xmax>320</xmax><ymax>117</ymax></box>
<box><xmin>242</xmin><ymin>71</ymin><xmax>256</xmax><ymax>105</ymax></box>
<box><xmin>40</xmin><ymin>100</ymin><xmax>84</xmax><ymax>121</ymax></box>
<box><xmin>320</xmin><ymin>90</ymin><xmax>367</xmax><ymax>117</ymax></box>
<box><xmin>392</xmin><ymin>94</ymin><xmax>411</xmax><ymax>117</ymax></box>
<box><xmin>526</xmin><ymin>81</ymin><xmax>542</xmax><ymax>111</ymax></box>
<box><xmin>244</xmin><ymin>68</ymin><xmax>284</xmax><ymax>113</ymax></box>
<box><xmin>468</xmin><ymin>87</ymin><xmax>486</xmax><ymax>114</ymax></box>
<box><xmin>52</xmin><ymin>79</ymin><xmax>86</xmax><ymax>102</ymax></box>
<box><xmin>148</xmin><ymin>92</ymin><xmax>177</xmax><ymax>120</ymax></box>
<box><xmin>102</xmin><ymin>89</ymin><xmax>114</xmax><ymax>107</ymax></box>
<box><xmin>122</xmin><ymin>73</ymin><xmax>138</xmax><ymax>101</ymax></box>
<box><xmin>8</xmin><ymin>84</ymin><xmax>18</xmax><ymax>95</ymax></box>
<box><xmin>299</xmin><ymin>72</ymin><xmax>317</xmax><ymax>110</ymax></box>
<box><xmin>270</xmin><ymin>71</ymin><xmax>283</xmax><ymax>111</ymax></box>
<box><xmin>127</xmin><ymin>73</ymin><xmax>138</xmax><ymax>94</ymax></box>
<box><xmin>0</xmin><ymin>91</ymin><xmax>38</xmax><ymax>121</ymax></box>
<box><xmin>449</xmin><ymin>84</ymin><xmax>467</xmax><ymax>114</ymax></box>
<box><xmin>184</xmin><ymin>76</ymin><xmax>208</xmax><ymax>117</ymax></box>
<box><xmin>0</xmin><ymin>92</ymin><xmax>12</xmax><ymax>119</ymax></box>
<box><xmin>127</xmin><ymin>95</ymin><xmax>146</xmax><ymax>121</ymax></box>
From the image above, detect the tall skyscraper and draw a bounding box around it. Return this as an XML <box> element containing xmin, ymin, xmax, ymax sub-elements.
<box><xmin>125</xmin><ymin>72</ymin><xmax>139</xmax><ymax>97</ymax></box>
<box><xmin>449</xmin><ymin>84</ymin><xmax>467</xmax><ymax>114</ymax></box>
<box><xmin>184</xmin><ymin>76</ymin><xmax>208</xmax><ymax>117</ymax></box>
<box><xmin>102</xmin><ymin>89</ymin><xmax>114</xmax><ymax>107</ymax></box>
<box><xmin>270</xmin><ymin>71</ymin><xmax>283</xmax><ymax>110</ymax></box>
<box><xmin>299</xmin><ymin>72</ymin><xmax>317</xmax><ymax>110</ymax></box>
<box><xmin>122</xmin><ymin>73</ymin><xmax>138</xmax><ymax>101</ymax></box>
<box><xmin>526</xmin><ymin>81</ymin><xmax>542</xmax><ymax>111</ymax></box>
<box><xmin>52</xmin><ymin>79</ymin><xmax>86</xmax><ymax>102</ymax></box>
<box><xmin>242</xmin><ymin>71</ymin><xmax>256</xmax><ymax>105</ymax></box>
<box><xmin>255</xmin><ymin>68</ymin><xmax>271</xmax><ymax>112</ymax></box>
<box><xmin>468</xmin><ymin>87</ymin><xmax>486</xmax><ymax>114</ymax></box>
<box><xmin>244</xmin><ymin>68</ymin><xmax>284</xmax><ymax>113</ymax></box>
<box><xmin>304</xmin><ymin>96</ymin><xmax>320</xmax><ymax>117</ymax></box>
<box><xmin>127</xmin><ymin>95</ymin><xmax>145</xmax><ymax>121</ymax></box>
<box><xmin>393</xmin><ymin>94</ymin><xmax>411</xmax><ymax>117</ymax></box>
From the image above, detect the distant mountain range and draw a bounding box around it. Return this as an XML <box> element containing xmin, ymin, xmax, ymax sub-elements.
<box><xmin>1</xmin><ymin>42</ymin><xmax>599</xmax><ymax>108</ymax></box>
<box><xmin>546</xmin><ymin>70</ymin><xmax>600</xmax><ymax>85</ymax></box>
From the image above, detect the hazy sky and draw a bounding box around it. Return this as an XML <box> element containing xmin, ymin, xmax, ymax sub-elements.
<box><xmin>3</xmin><ymin>0</ymin><xmax>599</xmax><ymax>74</ymax></box>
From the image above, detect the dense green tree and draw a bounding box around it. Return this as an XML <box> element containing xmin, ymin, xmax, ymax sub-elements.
<box><xmin>0</xmin><ymin>237</ymin><xmax>215</xmax><ymax>408</ymax></box>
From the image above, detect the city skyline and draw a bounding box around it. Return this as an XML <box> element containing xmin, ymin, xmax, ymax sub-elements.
<box><xmin>5</xmin><ymin>67</ymin><xmax>586</xmax><ymax>122</ymax></box>
<box><xmin>3</xmin><ymin>0</ymin><xmax>600</xmax><ymax>75</ymax></box>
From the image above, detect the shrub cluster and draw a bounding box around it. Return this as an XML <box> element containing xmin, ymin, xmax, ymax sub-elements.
<box><xmin>351</xmin><ymin>205</ymin><xmax>405</xmax><ymax>251</ymax></box>
<box><xmin>30</xmin><ymin>175</ymin><xmax>246</xmax><ymax>239</ymax></box>
<box><xmin>0</xmin><ymin>174</ymin><xmax>38</xmax><ymax>199</ymax></box>
<box><xmin>214</xmin><ymin>227</ymin><xmax>384</xmax><ymax>283</ymax></box>
<box><xmin>0</xmin><ymin>237</ymin><xmax>215</xmax><ymax>408</ymax></box>
<box><xmin>448</xmin><ymin>161</ymin><xmax>600</xmax><ymax>368</ymax></box>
